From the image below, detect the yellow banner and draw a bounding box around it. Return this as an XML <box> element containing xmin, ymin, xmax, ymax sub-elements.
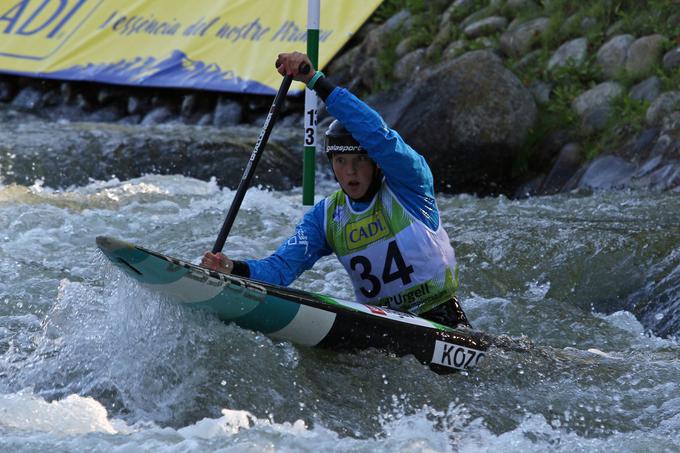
<box><xmin>0</xmin><ymin>0</ymin><xmax>382</xmax><ymax>94</ymax></box>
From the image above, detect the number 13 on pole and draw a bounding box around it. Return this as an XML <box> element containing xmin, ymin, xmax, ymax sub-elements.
<box><xmin>302</xmin><ymin>0</ymin><xmax>320</xmax><ymax>206</ymax></box>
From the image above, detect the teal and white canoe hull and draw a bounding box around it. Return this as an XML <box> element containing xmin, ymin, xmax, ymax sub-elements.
<box><xmin>96</xmin><ymin>236</ymin><xmax>489</xmax><ymax>372</ymax></box>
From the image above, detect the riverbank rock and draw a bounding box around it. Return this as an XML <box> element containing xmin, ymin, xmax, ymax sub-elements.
<box><xmin>548</xmin><ymin>38</ymin><xmax>588</xmax><ymax>70</ymax></box>
<box><xmin>536</xmin><ymin>143</ymin><xmax>583</xmax><ymax>195</ymax></box>
<box><xmin>624</xmin><ymin>34</ymin><xmax>666</xmax><ymax>80</ymax></box>
<box><xmin>572</xmin><ymin>82</ymin><xmax>623</xmax><ymax>117</ymax></box>
<box><xmin>629</xmin><ymin>77</ymin><xmax>661</xmax><ymax>103</ymax></box>
<box><xmin>499</xmin><ymin>17</ymin><xmax>550</xmax><ymax>58</ymax></box>
<box><xmin>213</xmin><ymin>98</ymin><xmax>243</xmax><ymax>127</ymax></box>
<box><xmin>577</xmin><ymin>155</ymin><xmax>637</xmax><ymax>190</ymax></box>
<box><xmin>663</xmin><ymin>46</ymin><xmax>680</xmax><ymax>72</ymax></box>
<box><xmin>596</xmin><ymin>34</ymin><xmax>634</xmax><ymax>79</ymax></box>
<box><xmin>646</xmin><ymin>91</ymin><xmax>680</xmax><ymax>127</ymax></box>
<box><xmin>577</xmin><ymin>127</ymin><xmax>680</xmax><ymax>192</ymax></box>
<box><xmin>463</xmin><ymin>16</ymin><xmax>508</xmax><ymax>39</ymax></box>
<box><xmin>369</xmin><ymin>50</ymin><xmax>536</xmax><ymax>195</ymax></box>
<box><xmin>11</xmin><ymin>87</ymin><xmax>44</xmax><ymax>111</ymax></box>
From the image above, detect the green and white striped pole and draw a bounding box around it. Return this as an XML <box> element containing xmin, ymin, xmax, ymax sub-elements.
<box><xmin>302</xmin><ymin>0</ymin><xmax>320</xmax><ymax>205</ymax></box>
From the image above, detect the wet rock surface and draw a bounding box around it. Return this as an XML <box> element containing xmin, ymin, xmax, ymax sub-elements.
<box><xmin>0</xmin><ymin>107</ymin><xmax>303</xmax><ymax>190</ymax></box>
<box><xmin>1</xmin><ymin>2</ymin><xmax>679</xmax><ymax>198</ymax></box>
<box><xmin>370</xmin><ymin>50</ymin><xmax>536</xmax><ymax>195</ymax></box>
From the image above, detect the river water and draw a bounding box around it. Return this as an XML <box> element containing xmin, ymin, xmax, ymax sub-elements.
<box><xmin>0</xmin><ymin>174</ymin><xmax>679</xmax><ymax>452</ymax></box>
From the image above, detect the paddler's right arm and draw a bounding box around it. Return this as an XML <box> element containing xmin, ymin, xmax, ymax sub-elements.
<box><xmin>202</xmin><ymin>202</ymin><xmax>331</xmax><ymax>285</ymax></box>
<box><xmin>244</xmin><ymin>201</ymin><xmax>332</xmax><ymax>285</ymax></box>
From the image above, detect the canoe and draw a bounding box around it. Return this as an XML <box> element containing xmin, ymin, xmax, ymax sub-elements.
<box><xmin>96</xmin><ymin>235</ymin><xmax>489</xmax><ymax>372</ymax></box>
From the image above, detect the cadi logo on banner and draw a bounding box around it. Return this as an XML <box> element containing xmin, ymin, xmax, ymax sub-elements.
<box><xmin>0</xmin><ymin>0</ymin><xmax>103</xmax><ymax>59</ymax></box>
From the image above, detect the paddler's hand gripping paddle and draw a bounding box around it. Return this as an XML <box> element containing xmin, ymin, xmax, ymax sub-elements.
<box><xmin>212</xmin><ymin>63</ymin><xmax>310</xmax><ymax>253</ymax></box>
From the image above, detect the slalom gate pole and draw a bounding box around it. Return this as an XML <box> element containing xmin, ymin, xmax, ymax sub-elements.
<box><xmin>302</xmin><ymin>0</ymin><xmax>320</xmax><ymax>206</ymax></box>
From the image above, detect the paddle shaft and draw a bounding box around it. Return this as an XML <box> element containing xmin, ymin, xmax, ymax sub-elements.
<box><xmin>212</xmin><ymin>66</ymin><xmax>308</xmax><ymax>253</ymax></box>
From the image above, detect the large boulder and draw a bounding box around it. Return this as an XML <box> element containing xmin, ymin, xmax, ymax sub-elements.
<box><xmin>368</xmin><ymin>50</ymin><xmax>537</xmax><ymax>195</ymax></box>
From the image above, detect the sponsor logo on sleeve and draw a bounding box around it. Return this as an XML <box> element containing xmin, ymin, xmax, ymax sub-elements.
<box><xmin>286</xmin><ymin>226</ymin><xmax>309</xmax><ymax>255</ymax></box>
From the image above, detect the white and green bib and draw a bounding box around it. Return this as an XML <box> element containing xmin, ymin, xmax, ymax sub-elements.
<box><xmin>324</xmin><ymin>184</ymin><xmax>458</xmax><ymax>314</ymax></box>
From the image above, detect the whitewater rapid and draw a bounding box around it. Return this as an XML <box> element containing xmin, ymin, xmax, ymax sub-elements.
<box><xmin>1</xmin><ymin>175</ymin><xmax>679</xmax><ymax>452</ymax></box>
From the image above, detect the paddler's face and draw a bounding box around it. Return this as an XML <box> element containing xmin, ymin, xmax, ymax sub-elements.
<box><xmin>331</xmin><ymin>153</ymin><xmax>376</xmax><ymax>200</ymax></box>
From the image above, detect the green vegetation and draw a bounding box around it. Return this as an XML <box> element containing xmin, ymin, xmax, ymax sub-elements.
<box><xmin>408</xmin><ymin>8</ymin><xmax>442</xmax><ymax>50</ymax></box>
<box><xmin>373</xmin><ymin>28</ymin><xmax>403</xmax><ymax>92</ymax></box>
<box><xmin>583</xmin><ymin>93</ymin><xmax>650</xmax><ymax>160</ymax></box>
<box><xmin>367</xmin><ymin>0</ymin><xmax>680</xmax><ymax>179</ymax></box>
<box><xmin>658</xmin><ymin>64</ymin><xmax>680</xmax><ymax>92</ymax></box>
<box><xmin>505</xmin><ymin>0</ymin><xmax>679</xmax><ymax>172</ymax></box>
<box><xmin>535</xmin><ymin>0</ymin><xmax>680</xmax><ymax>42</ymax></box>
<box><xmin>372</xmin><ymin>0</ymin><xmax>450</xmax><ymax>91</ymax></box>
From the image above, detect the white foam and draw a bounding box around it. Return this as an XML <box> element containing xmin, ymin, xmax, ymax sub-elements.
<box><xmin>2</xmin><ymin>174</ymin><xmax>679</xmax><ymax>452</ymax></box>
<box><xmin>599</xmin><ymin>310</ymin><xmax>645</xmax><ymax>335</ymax></box>
<box><xmin>526</xmin><ymin>280</ymin><xmax>551</xmax><ymax>301</ymax></box>
<box><xmin>0</xmin><ymin>391</ymin><xmax>118</xmax><ymax>435</ymax></box>
<box><xmin>457</xmin><ymin>412</ymin><xmax>680</xmax><ymax>452</ymax></box>
<box><xmin>585</xmin><ymin>348</ymin><xmax>616</xmax><ymax>358</ymax></box>
<box><xmin>1</xmin><ymin>382</ymin><xmax>678</xmax><ymax>452</ymax></box>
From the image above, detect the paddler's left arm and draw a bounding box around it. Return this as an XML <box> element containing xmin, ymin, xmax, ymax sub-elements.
<box><xmin>313</xmin><ymin>77</ymin><xmax>440</xmax><ymax>230</ymax></box>
<box><xmin>276</xmin><ymin>52</ymin><xmax>438</xmax><ymax>229</ymax></box>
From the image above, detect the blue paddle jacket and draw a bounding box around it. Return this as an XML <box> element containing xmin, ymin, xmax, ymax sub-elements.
<box><xmin>244</xmin><ymin>86</ymin><xmax>441</xmax><ymax>286</ymax></box>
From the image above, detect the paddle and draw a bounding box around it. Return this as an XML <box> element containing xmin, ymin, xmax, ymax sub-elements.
<box><xmin>212</xmin><ymin>63</ymin><xmax>309</xmax><ymax>253</ymax></box>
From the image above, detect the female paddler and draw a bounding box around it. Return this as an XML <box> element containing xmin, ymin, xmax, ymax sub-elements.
<box><xmin>202</xmin><ymin>51</ymin><xmax>470</xmax><ymax>329</ymax></box>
